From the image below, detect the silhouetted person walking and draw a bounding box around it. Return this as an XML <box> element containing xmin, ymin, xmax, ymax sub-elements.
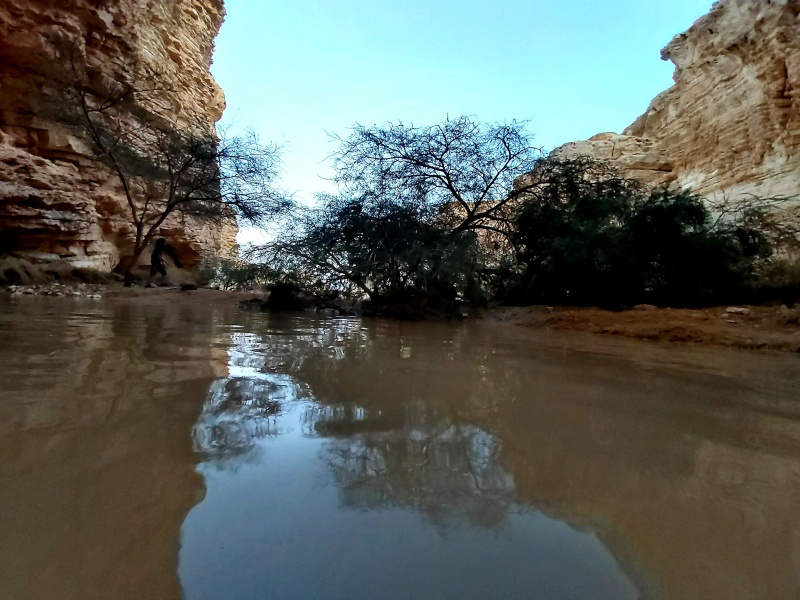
<box><xmin>148</xmin><ymin>238</ymin><xmax>182</xmax><ymax>284</ymax></box>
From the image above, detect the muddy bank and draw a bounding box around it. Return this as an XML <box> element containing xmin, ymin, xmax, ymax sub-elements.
<box><xmin>485</xmin><ymin>305</ymin><xmax>800</xmax><ymax>353</ymax></box>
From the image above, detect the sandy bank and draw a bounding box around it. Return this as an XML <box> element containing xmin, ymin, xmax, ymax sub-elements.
<box><xmin>484</xmin><ymin>305</ymin><xmax>800</xmax><ymax>353</ymax></box>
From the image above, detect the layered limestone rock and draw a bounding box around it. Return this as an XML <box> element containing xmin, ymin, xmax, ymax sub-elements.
<box><xmin>0</xmin><ymin>0</ymin><xmax>236</xmax><ymax>271</ymax></box>
<box><xmin>552</xmin><ymin>0</ymin><xmax>800</xmax><ymax>200</ymax></box>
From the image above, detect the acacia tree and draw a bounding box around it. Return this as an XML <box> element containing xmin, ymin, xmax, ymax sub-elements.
<box><xmin>255</xmin><ymin>116</ymin><xmax>541</xmax><ymax>311</ymax></box>
<box><xmin>64</xmin><ymin>49</ymin><xmax>290</xmax><ymax>285</ymax></box>
<box><xmin>259</xmin><ymin>198</ymin><xmax>441</xmax><ymax>299</ymax></box>
<box><xmin>330</xmin><ymin>116</ymin><xmax>543</xmax><ymax>238</ymax></box>
<box><xmin>256</xmin><ymin>194</ymin><xmax>487</xmax><ymax>314</ymax></box>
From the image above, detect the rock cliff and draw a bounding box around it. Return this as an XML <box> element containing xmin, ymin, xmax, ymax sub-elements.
<box><xmin>0</xmin><ymin>0</ymin><xmax>236</xmax><ymax>271</ymax></box>
<box><xmin>551</xmin><ymin>0</ymin><xmax>800</xmax><ymax>201</ymax></box>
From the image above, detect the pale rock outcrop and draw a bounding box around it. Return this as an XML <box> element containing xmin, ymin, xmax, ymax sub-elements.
<box><xmin>0</xmin><ymin>0</ymin><xmax>236</xmax><ymax>271</ymax></box>
<box><xmin>552</xmin><ymin>0</ymin><xmax>800</xmax><ymax>201</ymax></box>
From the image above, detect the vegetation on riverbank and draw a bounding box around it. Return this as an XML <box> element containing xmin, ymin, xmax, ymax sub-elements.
<box><xmin>243</xmin><ymin>116</ymin><xmax>798</xmax><ymax>318</ymax></box>
<box><xmin>0</xmin><ymin>256</ymin><xmax>120</xmax><ymax>287</ymax></box>
<box><xmin>3</xmin><ymin>115</ymin><xmax>798</xmax><ymax>338</ymax></box>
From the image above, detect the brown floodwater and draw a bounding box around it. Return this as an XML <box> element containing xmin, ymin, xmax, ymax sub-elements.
<box><xmin>1</xmin><ymin>297</ymin><xmax>799</xmax><ymax>600</ymax></box>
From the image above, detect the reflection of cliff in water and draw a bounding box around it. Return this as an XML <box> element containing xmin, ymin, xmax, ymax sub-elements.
<box><xmin>0</xmin><ymin>299</ymin><xmax>232</xmax><ymax>600</ymax></box>
<box><xmin>194</xmin><ymin>316</ymin><xmax>800</xmax><ymax>600</ymax></box>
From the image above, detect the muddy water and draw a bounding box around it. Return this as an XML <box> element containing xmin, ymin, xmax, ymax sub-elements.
<box><xmin>1</xmin><ymin>298</ymin><xmax>799</xmax><ymax>600</ymax></box>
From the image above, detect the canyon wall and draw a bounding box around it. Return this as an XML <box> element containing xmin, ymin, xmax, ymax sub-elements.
<box><xmin>551</xmin><ymin>0</ymin><xmax>800</xmax><ymax>201</ymax></box>
<box><xmin>0</xmin><ymin>0</ymin><xmax>236</xmax><ymax>271</ymax></box>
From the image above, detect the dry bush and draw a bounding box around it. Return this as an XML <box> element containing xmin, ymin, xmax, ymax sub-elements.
<box><xmin>755</xmin><ymin>257</ymin><xmax>800</xmax><ymax>289</ymax></box>
<box><xmin>0</xmin><ymin>256</ymin><xmax>120</xmax><ymax>287</ymax></box>
<box><xmin>0</xmin><ymin>257</ymin><xmax>45</xmax><ymax>286</ymax></box>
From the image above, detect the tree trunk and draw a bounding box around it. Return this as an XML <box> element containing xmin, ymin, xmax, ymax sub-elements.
<box><xmin>122</xmin><ymin>246</ymin><xmax>146</xmax><ymax>287</ymax></box>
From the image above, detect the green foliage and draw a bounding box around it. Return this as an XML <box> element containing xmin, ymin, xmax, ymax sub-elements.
<box><xmin>749</xmin><ymin>257</ymin><xmax>800</xmax><ymax>306</ymax></box>
<box><xmin>756</xmin><ymin>257</ymin><xmax>800</xmax><ymax>289</ymax></box>
<box><xmin>260</xmin><ymin>198</ymin><xmax>488</xmax><ymax>316</ymax></box>
<box><xmin>258</xmin><ymin>113</ymin><xmax>793</xmax><ymax>313</ymax></box>
<box><xmin>258</xmin><ymin>115</ymin><xmax>542</xmax><ymax>316</ymax></box>
<box><xmin>203</xmin><ymin>258</ymin><xmax>277</xmax><ymax>290</ymax></box>
<box><xmin>510</xmin><ymin>158</ymin><xmax>771</xmax><ymax>307</ymax></box>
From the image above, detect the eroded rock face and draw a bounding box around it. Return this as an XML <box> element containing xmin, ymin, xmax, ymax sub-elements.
<box><xmin>0</xmin><ymin>0</ymin><xmax>236</xmax><ymax>271</ymax></box>
<box><xmin>552</xmin><ymin>0</ymin><xmax>800</xmax><ymax>200</ymax></box>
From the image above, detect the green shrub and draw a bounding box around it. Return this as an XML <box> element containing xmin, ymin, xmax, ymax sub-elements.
<box><xmin>510</xmin><ymin>160</ymin><xmax>771</xmax><ymax>307</ymax></box>
<box><xmin>263</xmin><ymin>199</ymin><xmax>489</xmax><ymax>316</ymax></box>
<box><xmin>749</xmin><ymin>257</ymin><xmax>800</xmax><ymax>306</ymax></box>
<box><xmin>202</xmin><ymin>258</ymin><xmax>277</xmax><ymax>290</ymax></box>
<box><xmin>755</xmin><ymin>257</ymin><xmax>800</xmax><ymax>289</ymax></box>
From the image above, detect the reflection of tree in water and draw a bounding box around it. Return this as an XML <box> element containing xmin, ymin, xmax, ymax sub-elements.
<box><xmin>233</xmin><ymin>319</ymin><xmax>374</xmax><ymax>373</ymax></box>
<box><xmin>193</xmin><ymin>320</ymin><xmax>518</xmax><ymax>529</ymax></box>
<box><xmin>192</xmin><ymin>321</ymin><xmax>368</xmax><ymax>468</ymax></box>
<box><xmin>192</xmin><ymin>374</ymin><xmax>304</xmax><ymax>467</ymax></box>
<box><xmin>307</xmin><ymin>401</ymin><xmax>516</xmax><ymax>530</ymax></box>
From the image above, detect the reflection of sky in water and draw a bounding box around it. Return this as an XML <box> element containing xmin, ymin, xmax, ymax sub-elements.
<box><xmin>180</xmin><ymin>325</ymin><xmax>640</xmax><ymax>600</ymax></box>
<box><xmin>191</xmin><ymin>335</ymin><xmax>299</xmax><ymax>454</ymax></box>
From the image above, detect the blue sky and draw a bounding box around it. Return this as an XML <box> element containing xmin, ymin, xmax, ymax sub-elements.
<box><xmin>212</xmin><ymin>0</ymin><xmax>713</xmax><ymax>232</ymax></box>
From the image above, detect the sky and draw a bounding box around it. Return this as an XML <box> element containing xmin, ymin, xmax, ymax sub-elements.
<box><xmin>211</xmin><ymin>0</ymin><xmax>714</xmax><ymax>241</ymax></box>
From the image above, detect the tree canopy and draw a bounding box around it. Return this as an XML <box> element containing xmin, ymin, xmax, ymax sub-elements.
<box><xmin>251</xmin><ymin>117</ymin><xmax>788</xmax><ymax>313</ymax></box>
<box><xmin>61</xmin><ymin>39</ymin><xmax>291</xmax><ymax>284</ymax></box>
<box><xmin>511</xmin><ymin>158</ymin><xmax>771</xmax><ymax>306</ymax></box>
<box><xmin>330</xmin><ymin>116</ymin><xmax>542</xmax><ymax>237</ymax></box>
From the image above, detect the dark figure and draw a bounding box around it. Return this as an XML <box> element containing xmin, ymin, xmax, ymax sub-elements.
<box><xmin>149</xmin><ymin>238</ymin><xmax>182</xmax><ymax>283</ymax></box>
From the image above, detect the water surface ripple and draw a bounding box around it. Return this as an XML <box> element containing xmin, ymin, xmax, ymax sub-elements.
<box><xmin>1</xmin><ymin>297</ymin><xmax>799</xmax><ymax>600</ymax></box>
